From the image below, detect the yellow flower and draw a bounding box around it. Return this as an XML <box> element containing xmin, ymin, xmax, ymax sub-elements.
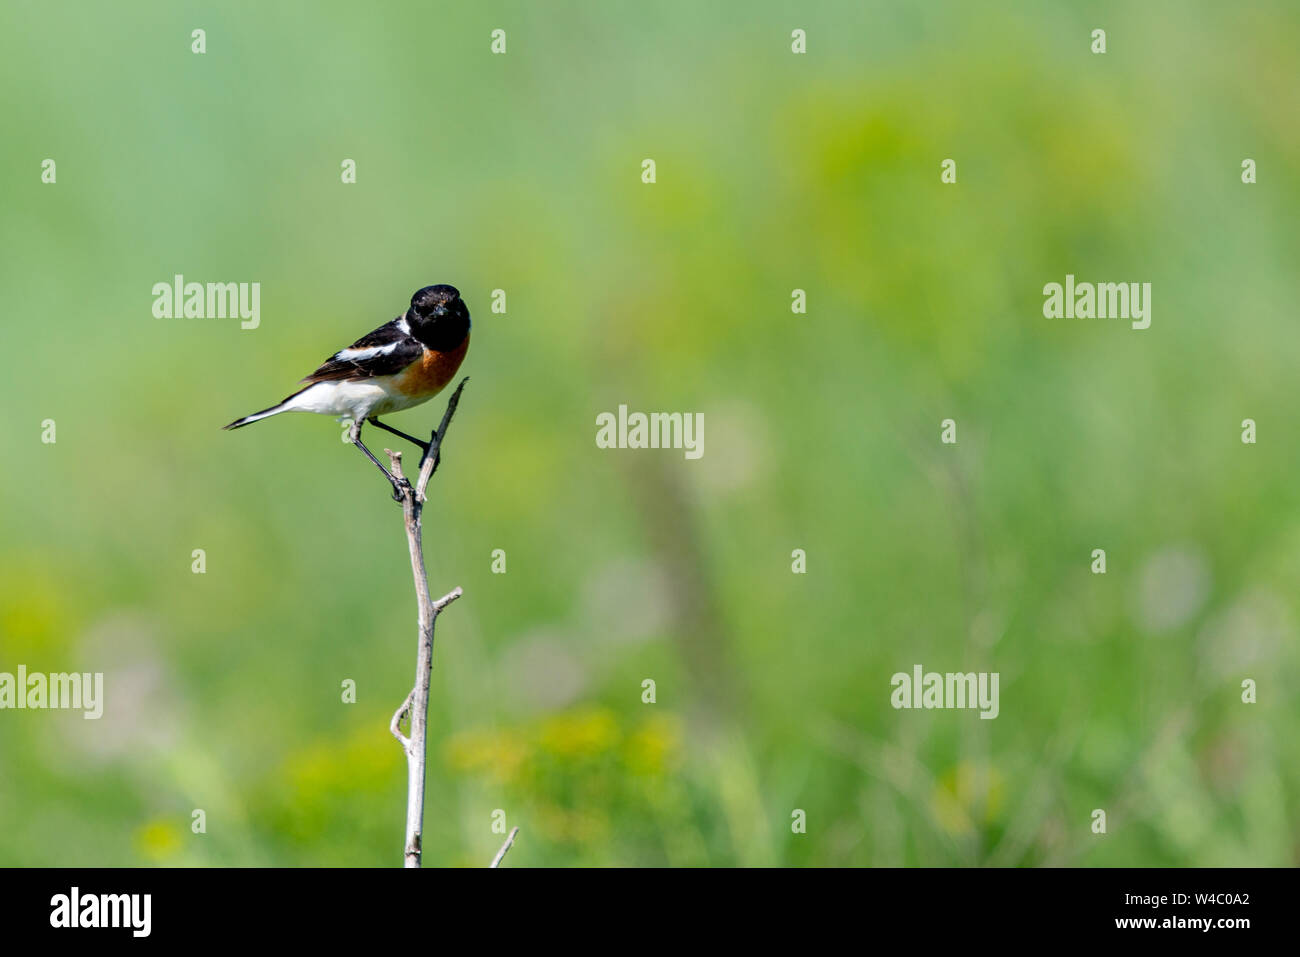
<box><xmin>624</xmin><ymin>714</ymin><xmax>682</xmax><ymax>776</ymax></box>
<box><xmin>443</xmin><ymin>728</ymin><xmax>528</xmax><ymax>783</ymax></box>
<box><xmin>134</xmin><ymin>819</ymin><xmax>182</xmax><ymax>862</ymax></box>
<box><xmin>286</xmin><ymin>722</ymin><xmax>399</xmax><ymax>794</ymax></box>
<box><xmin>931</xmin><ymin>762</ymin><xmax>1005</xmax><ymax>836</ymax></box>
<box><xmin>538</xmin><ymin>708</ymin><xmax>619</xmax><ymax>759</ymax></box>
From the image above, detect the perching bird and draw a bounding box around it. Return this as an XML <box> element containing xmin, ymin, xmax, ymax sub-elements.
<box><xmin>223</xmin><ymin>284</ymin><xmax>470</xmax><ymax>497</ymax></box>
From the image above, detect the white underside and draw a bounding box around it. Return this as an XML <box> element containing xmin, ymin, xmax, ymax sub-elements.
<box><xmin>282</xmin><ymin>378</ymin><xmax>428</xmax><ymax>420</ymax></box>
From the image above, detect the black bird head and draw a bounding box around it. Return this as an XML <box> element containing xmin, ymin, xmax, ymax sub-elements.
<box><xmin>407</xmin><ymin>284</ymin><xmax>470</xmax><ymax>350</ymax></box>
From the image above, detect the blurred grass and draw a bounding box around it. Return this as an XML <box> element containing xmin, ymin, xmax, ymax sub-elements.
<box><xmin>1</xmin><ymin>0</ymin><xmax>1298</xmax><ymax>866</ymax></box>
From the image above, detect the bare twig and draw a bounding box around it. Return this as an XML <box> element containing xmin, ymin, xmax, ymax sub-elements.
<box><xmin>386</xmin><ymin>377</ymin><xmax>469</xmax><ymax>868</ymax></box>
<box><xmin>490</xmin><ymin>826</ymin><xmax>520</xmax><ymax>868</ymax></box>
<box><xmin>389</xmin><ymin>690</ymin><xmax>413</xmax><ymax>751</ymax></box>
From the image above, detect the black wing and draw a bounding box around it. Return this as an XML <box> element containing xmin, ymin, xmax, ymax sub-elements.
<box><xmin>301</xmin><ymin>317</ymin><xmax>423</xmax><ymax>383</ymax></box>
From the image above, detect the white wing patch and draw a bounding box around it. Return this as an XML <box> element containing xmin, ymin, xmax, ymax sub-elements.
<box><xmin>335</xmin><ymin>341</ymin><xmax>401</xmax><ymax>362</ymax></box>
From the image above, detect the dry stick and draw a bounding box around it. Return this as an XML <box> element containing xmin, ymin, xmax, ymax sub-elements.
<box><xmin>490</xmin><ymin>826</ymin><xmax>520</xmax><ymax>869</ymax></box>
<box><xmin>387</xmin><ymin>378</ymin><xmax>469</xmax><ymax>868</ymax></box>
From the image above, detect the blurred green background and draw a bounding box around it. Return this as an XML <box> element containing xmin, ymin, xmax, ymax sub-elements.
<box><xmin>2</xmin><ymin>0</ymin><xmax>1298</xmax><ymax>867</ymax></box>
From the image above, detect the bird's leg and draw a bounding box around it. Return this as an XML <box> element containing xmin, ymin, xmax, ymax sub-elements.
<box><xmin>368</xmin><ymin>416</ymin><xmax>430</xmax><ymax>454</ymax></box>
<box><xmin>350</xmin><ymin>418</ymin><xmax>409</xmax><ymax>501</ymax></box>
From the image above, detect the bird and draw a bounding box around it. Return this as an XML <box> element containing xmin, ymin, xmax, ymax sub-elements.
<box><xmin>223</xmin><ymin>284</ymin><xmax>470</xmax><ymax>497</ymax></box>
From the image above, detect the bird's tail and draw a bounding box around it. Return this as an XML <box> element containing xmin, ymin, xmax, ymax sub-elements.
<box><xmin>222</xmin><ymin>401</ymin><xmax>290</xmax><ymax>431</ymax></box>
<box><xmin>224</xmin><ymin>384</ymin><xmax>318</xmax><ymax>430</ymax></box>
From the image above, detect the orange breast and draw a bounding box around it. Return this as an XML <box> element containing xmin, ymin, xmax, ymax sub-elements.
<box><xmin>395</xmin><ymin>334</ymin><xmax>470</xmax><ymax>398</ymax></box>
